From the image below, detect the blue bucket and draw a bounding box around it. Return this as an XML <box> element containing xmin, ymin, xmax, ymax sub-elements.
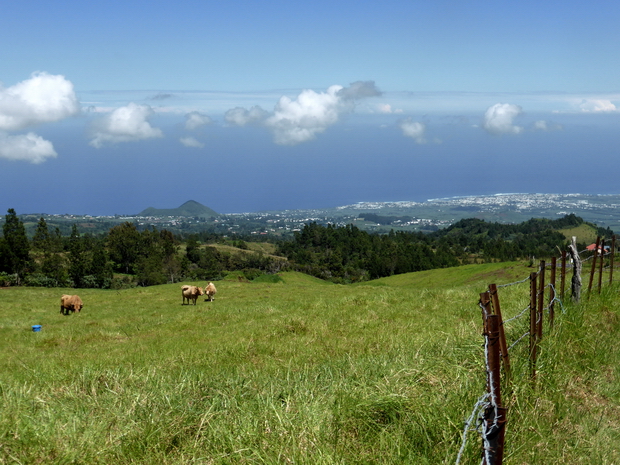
<box><xmin>32</xmin><ymin>325</ymin><xmax>42</xmax><ymax>332</ymax></box>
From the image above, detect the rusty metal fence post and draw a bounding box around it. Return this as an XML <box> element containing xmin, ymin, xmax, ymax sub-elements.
<box><xmin>610</xmin><ymin>235</ymin><xmax>616</xmax><ymax>285</ymax></box>
<box><xmin>537</xmin><ymin>261</ymin><xmax>545</xmax><ymax>341</ymax></box>
<box><xmin>598</xmin><ymin>239</ymin><xmax>605</xmax><ymax>294</ymax></box>
<box><xmin>488</xmin><ymin>284</ymin><xmax>511</xmax><ymax>381</ymax></box>
<box><xmin>549</xmin><ymin>257</ymin><xmax>556</xmax><ymax>328</ymax></box>
<box><xmin>560</xmin><ymin>250</ymin><xmax>567</xmax><ymax>300</ymax></box>
<box><xmin>529</xmin><ymin>272</ymin><xmax>538</xmax><ymax>380</ymax></box>
<box><xmin>480</xmin><ymin>301</ymin><xmax>507</xmax><ymax>465</ymax></box>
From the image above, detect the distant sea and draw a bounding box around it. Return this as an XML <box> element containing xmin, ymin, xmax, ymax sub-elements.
<box><xmin>3</xmin><ymin>114</ymin><xmax>619</xmax><ymax>216</ymax></box>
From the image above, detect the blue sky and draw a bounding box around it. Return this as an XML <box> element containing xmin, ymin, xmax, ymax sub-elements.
<box><xmin>1</xmin><ymin>1</ymin><xmax>619</xmax><ymax>215</ymax></box>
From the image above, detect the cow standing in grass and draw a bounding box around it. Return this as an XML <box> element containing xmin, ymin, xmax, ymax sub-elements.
<box><xmin>60</xmin><ymin>294</ymin><xmax>83</xmax><ymax>315</ymax></box>
<box><xmin>182</xmin><ymin>285</ymin><xmax>203</xmax><ymax>305</ymax></box>
<box><xmin>204</xmin><ymin>282</ymin><xmax>217</xmax><ymax>301</ymax></box>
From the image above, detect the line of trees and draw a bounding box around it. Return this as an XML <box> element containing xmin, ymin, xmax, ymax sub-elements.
<box><xmin>0</xmin><ymin>208</ymin><xmax>611</xmax><ymax>288</ymax></box>
<box><xmin>0</xmin><ymin>209</ymin><xmax>288</xmax><ymax>289</ymax></box>
<box><xmin>276</xmin><ymin>223</ymin><xmax>459</xmax><ymax>282</ymax></box>
<box><xmin>275</xmin><ymin>214</ymin><xmax>609</xmax><ymax>283</ymax></box>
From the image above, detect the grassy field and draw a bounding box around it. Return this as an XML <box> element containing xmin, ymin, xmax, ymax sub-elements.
<box><xmin>558</xmin><ymin>224</ymin><xmax>600</xmax><ymax>244</ymax></box>
<box><xmin>1</xmin><ymin>263</ymin><xmax>619</xmax><ymax>464</ymax></box>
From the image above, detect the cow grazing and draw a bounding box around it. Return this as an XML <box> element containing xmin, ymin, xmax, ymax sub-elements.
<box><xmin>204</xmin><ymin>282</ymin><xmax>217</xmax><ymax>301</ymax></box>
<box><xmin>60</xmin><ymin>294</ymin><xmax>83</xmax><ymax>315</ymax></box>
<box><xmin>182</xmin><ymin>285</ymin><xmax>203</xmax><ymax>305</ymax></box>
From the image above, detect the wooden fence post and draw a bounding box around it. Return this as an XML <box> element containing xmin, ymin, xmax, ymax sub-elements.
<box><xmin>529</xmin><ymin>272</ymin><xmax>538</xmax><ymax>380</ymax></box>
<box><xmin>588</xmin><ymin>236</ymin><xmax>600</xmax><ymax>295</ymax></box>
<box><xmin>489</xmin><ymin>284</ymin><xmax>511</xmax><ymax>381</ymax></box>
<box><xmin>568</xmin><ymin>236</ymin><xmax>582</xmax><ymax>302</ymax></box>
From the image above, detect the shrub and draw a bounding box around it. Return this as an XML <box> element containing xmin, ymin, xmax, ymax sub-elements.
<box><xmin>23</xmin><ymin>273</ymin><xmax>65</xmax><ymax>288</ymax></box>
<box><xmin>0</xmin><ymin>272</ymin><xmax>19</xmax><ymax>287</ymax></box>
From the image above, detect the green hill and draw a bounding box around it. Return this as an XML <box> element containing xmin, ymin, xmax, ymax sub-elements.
<box><xmin>136</xmin><ymin>200</ymin><xmax>219</xmax><ymax>217</ymax></box>
<box><xmin>2</xmin><ymin>263</ymin><xmax>619</xmax><ymax>463</ymax></box>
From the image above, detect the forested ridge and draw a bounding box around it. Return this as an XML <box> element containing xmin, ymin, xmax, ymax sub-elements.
<box><xmin>0</xmin><ymin>208</ymin><xmax>610</xmax><ymax>288</ymax></box>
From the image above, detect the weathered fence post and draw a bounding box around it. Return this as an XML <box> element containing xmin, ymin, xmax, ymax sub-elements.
<box><xmin>537</xmin><ymin>261</ymin><xmax>545</xmax><ymax>341</ymax></box>
<box><xmin>481</xmin><ymin>312</ymin><xmax>507</xmax><ymax>465</ymax></box>
<box><xmin>529</xmin><ymin>272</ymin><xmax>538</xmax><ymax>380</ymax></box>
<box><xmin>549</xmin><ymin>257</ymin><xmax>556</xmax><ymax>328</ymax></box>
<box><xmin>489</xmin><ymin>284</ymin><xmax>511</xmax><ymax>381</ymax></box>
<box><xmin>598</xmin><ymin>238</ymin><xmax>605</xmax><ymax>294</ymax></box>
<box><xmin>568</xmin><ymin>236</ymin><xmax>582</xmax><ymax>302</ymax></box>
<box><xmin>588</xmin><ymin>236</ymin><xmax>600</xmax><ymax>295</ymax></box>
<box><xmin>610</xmin><ymin>235</ymin><xmax>616</xmax><ymax>285</ymax></box>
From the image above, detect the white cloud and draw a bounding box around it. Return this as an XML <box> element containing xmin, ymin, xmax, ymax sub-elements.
<box><xmin>0</xmin><ymin>132</ymin><xmax>57</xmax><ymax>164</ymax></box>
<box><xmin>482</xmin><ymin>103</ymin><xmax>523</xmax><ymax>135</ymax></box>
<box><xmin>224</xmin><ymin>106</ymin><xmax>269</xmax><ymax>126</ymax></box>
<box><xmin>534</xmin><ymin>120</ymin><xmax>548</xmax><ymax>130</ymax></box>
<box><xmin>180</xmin><ymin>136</ymin><xmax>204</xmax><ymax>148</ymax></box>
<box><xmin>184</xmin><ymin>111</ymin><xmax>213</xmax><ymax>130</ymax></box>
<box><xmin>399</xmin><ymin>118</ymin><xmax>426</xmax><ymax>144</ymax></box>
<box><xmin>89</xmin><ymin>103</ymin><xmax>163</xmax><ymax>148</ymax></box>
<box><xmin>0</xmin><ymin>72</ymin><xmax>78</xmax><ymax>163</ymax></box>
<box><xmin>265</xmin><ymin>85</ymin><xmax>344</xmax><ymax>145</ymax></box>
<box><xmin>225</xmin><ymin>81</ymin><xmax>381</xmax><ymax>145</ymax></box>
<box><xmin>579</xmin><ymin>99</ymin><xmax>617</xmax><ymax>113</ymax></box>
<box><xmin>378</xmin><ymin>103</ymin><xmax>403</xmax><ymax>114</ymax></box>
<box><xmin>0</xmin><ymin>72</ymin><xmax>80</xmax><ymax>131</ymax></box>
<box><xmin>532</xmin><ymin>120</ymin><xmax>563</xmax><ymax>131</ymax></box>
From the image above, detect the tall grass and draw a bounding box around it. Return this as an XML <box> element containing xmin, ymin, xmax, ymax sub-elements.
<box><xmin>1</xmin><ymin>263</ymin><xmax>619</xmax><ymax>463</ymax></box>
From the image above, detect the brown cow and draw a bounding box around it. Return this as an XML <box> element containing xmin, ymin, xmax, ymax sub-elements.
<box><xmin>182</xmin><ymin>285</ymin><xmax>203</xmax><ymax>305</ymax></box>
<box><xmin>204</xmin><ymin>282</ymin><xmax>217</xmax><ymax>301</ymax></box>
<box><xmin>60</xmin><ymin>294</ymin><xmax>83</xmax><ymax>315</ymax></box>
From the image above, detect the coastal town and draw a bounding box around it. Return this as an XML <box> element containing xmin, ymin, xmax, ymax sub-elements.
<box><xmin>6</xmin><ymin>193</ymin><xmax>620</xmax><ymax>237</ymax></box>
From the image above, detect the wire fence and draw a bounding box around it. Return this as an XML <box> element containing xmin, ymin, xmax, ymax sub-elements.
<box><xmin>456</xmin><ymin>235</ymin><xmax>616</xmax><ymax>465</ymax></box>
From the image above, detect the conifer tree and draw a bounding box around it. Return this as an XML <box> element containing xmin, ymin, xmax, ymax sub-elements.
<box><xmin>68</xmin><ymin>224</ymin><xmax>87</xmax><ymax>287</ymax></box>
<box><xmin>0</xmin><ymin>209</ymin><xmax>31</xmax><ymax>282</ymax></box>
<box><xmin>32</xmin><ymin>217</ymin><xmax>51</xmax><ymax>253</ymax></box>
<box><xmin>90</xmin><ymin>242</ymin><xmax>112</xmax><ymax>288</ymax></box>
<box><xmin>107</xmin><ymin>222</ymin><xmax>142</xmax><ymax>274</ymax></box>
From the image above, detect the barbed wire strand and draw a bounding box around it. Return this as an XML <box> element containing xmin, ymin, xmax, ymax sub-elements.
<box><xmin>502</xmin><ymin>304</ymin><xmax>531</xmax><ymax>325</ymax></box>
<box><xmin>543</xmin><ymin>283</ymin><xmax>566</xmax><ymax>313</ymax></box>
<box><xmin>497</xmin><ymin>275</ymin><xmax>531</xmax><ymax>288</ymax></box>
<box><xmin>455</xmin><ymin>392</ymin><xmax>490</xmax><ymax>465</ymax></box>
<box><xmin>508</xmin><ymin>330</ymin><xmax>530</xmax><ymax>352</ymax></box>
<box><xmin>481</xmin><ymin>323</ymin><xmax>500</xmax><ymax>465</ymax></box>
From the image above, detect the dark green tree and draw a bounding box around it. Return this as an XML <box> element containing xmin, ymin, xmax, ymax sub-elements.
<box><xmin>107</xmin><ymin>222</ymin><xmax>143</xmax><ymax>274</ymax></box>
<box><xmin>90</xmin><ymin>242</ymin><xmax>113</xmax><ymax>288</ymax></box>
<box><xmin>159</xmin><ymin>229</ymin><xmax>182</xmax><ymax>283</ymax></box>
<box><xmin>185</xmin><ymin>234</ymin><xmax>201</xmax><ymax>264</ymax></box>
<box><xmin>50</xmin><ymin>227</ymin><xmax>64</xmax><ymax>253</ymax></box>
<box><xmin>32</xmin><ymin>217</ymin><xmax>51</xmax><ymax>253</ymax></box>
<box><xmin>0</xmin><ymin>209</ymin><xmax>31</xmax><ymax>282</ymax></box>
<box><xmin>41</xmin><ymin>254</ymin><xmax>69</xmax><ymax>287</ymax></box>
<box><xmin>68</xmin><ymin>224</ymin><xmax>88</xmax><ymax>287</ymax></box>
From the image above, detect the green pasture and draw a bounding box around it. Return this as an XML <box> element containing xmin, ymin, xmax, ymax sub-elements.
<box><xmin>558</xmin><ymin>224</ymin><xmax>600</xmax><ymax>244</ymax></box>
<box><xmin>1</xmin><ymin>264</ymin><xmax>620</xmax><ymax>463</ymax></box>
